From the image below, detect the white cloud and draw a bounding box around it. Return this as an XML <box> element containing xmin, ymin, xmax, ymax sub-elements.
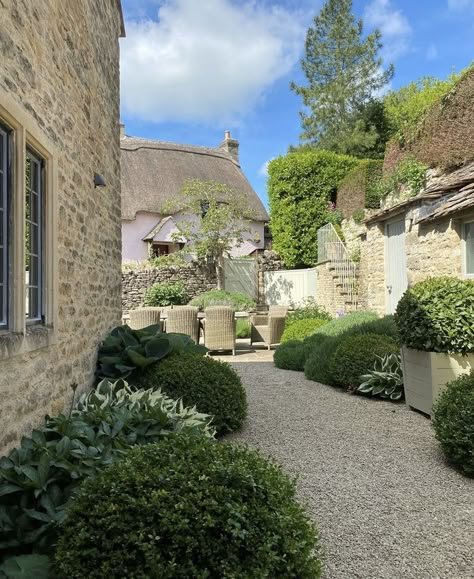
<box><xmin>448</xmin><ymin>0</ymin><xmax>474</xmax><ymax>9</ymax></box>
<box><xmin>120</xmin><ymin>0</ymin><xmax>305</xmax><ymax>125</ymax></box>
<box><xmin>364</xmin><ymin>0</ymin><xmax>412</xmax><ymax>60</ymax></box>
<box><xmin>258</xmin><ymin>158</ymin><xmax>274</xmax><ymax>177</ymax></box>
<box><xmin>426</xmin><ymin>43</ymin><xmax>438</xmax><ymax>61</ymax></box>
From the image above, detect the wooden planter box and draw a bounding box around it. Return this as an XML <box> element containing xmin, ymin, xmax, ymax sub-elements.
<box><xmin>401</xmin><ymin>346</ymin><xmax>474</xmax><ymax>416</ymax></box>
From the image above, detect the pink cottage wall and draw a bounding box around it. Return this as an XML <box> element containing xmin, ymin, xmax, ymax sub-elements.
<box><xmin>122</xmin><ymin>212</ymin><xmax>265</xmax><ymax>262</ymax></box>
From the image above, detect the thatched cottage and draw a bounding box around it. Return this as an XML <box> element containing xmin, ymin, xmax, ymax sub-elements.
<box><xmin>121</xmin><ymin>131</ymin><xmax>269</xmax><ymax>262</ymax></box>
<box><xmin>0</xmin><ymin>1</ymin><xmax>124</xmax><ymax>450</ymax></box>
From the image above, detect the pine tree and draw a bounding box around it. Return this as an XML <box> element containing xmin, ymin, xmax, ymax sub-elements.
<box><xmin>291</xmin><ymin>0</ymin><xmax>393</xmax><ymax>157</ymax></box>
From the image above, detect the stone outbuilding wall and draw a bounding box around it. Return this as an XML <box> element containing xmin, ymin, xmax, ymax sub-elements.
<box><xmin>0</xmin><ymin>0</ymin><xmax>123</xmax><ymax>451</ymax></box>
<box><xmin>359</xmin><ymin>207</ymin><xmax>463</xmax><ymax>316</ymax></box>
<box><xmin>123</xmin><ymin>264</ymin><xmax>217</xmax><ymax>314</ymax></box>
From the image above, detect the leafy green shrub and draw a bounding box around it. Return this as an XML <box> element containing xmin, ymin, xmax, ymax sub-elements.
<box><xmin>358</xmin><ymin>353</ymin><xmax>404</xmax><ymax>400</ymax></box>
<box><xmin>189</xmin><ymin>290</ymin><xmax>256</xmax><ymax>311</ymax></box>
<box><xmin>281</xmin><ymin>318</ymin><xmax>329</xmax><ymax>343</ymax></box>
<box><xmin>329</xmin><ymin>334</ymin><xmax>399</xmax><ymax>389</ymax></box>
<box><xmin>131</xmin><ymin>353</ymin><xmax>247</xmax><ymax>435</ymax></box>
<box><xmin>395</xmin><ymin>277</ymin><xmax>474</xmax><ymax>353</ymax></box>
<box><xmin>144</xmin><ymin>281</ymin><xmax>188</xmax><ymax>307</ymax></box>
<box><xmin>352</xmin><ymin>208</ymin><xmax>366</xmax><ymax>224</ymax></box>
<box><xmin>274</xmin><ymin>341</ymin><xmax>307</xmax><ymax>372</ymax></box>
<box><xmin>55</xmin><ymin>437</ymin><xmax>321</xmax><ymax>578</ymax></box>
<box><xmin>268</xmin><ymin>150</ymin><xmax>359</xmax><ymax>267</ymax></box>
<box><xmin>96</xmin><ymin>324</ymin><xmax>206</xmax><ymax>380</ymax></box>
<box><xmin>286</xmin><ymin>297</ymin><xmax>331</xmax><ymax>327</ymax></box>
<box><xmin>148</xmin><ymin>251</ymin><xmax>187</xmax><ymax>268</ymax></box>
<box><xmin>384</xmin><ymin>74</ymin><xmax>460</xmax><ymax>143</ymax></box>
<box><xmin>337</xmin><ymin>159</ymin><xmax>384</xmax><ymax>211</ymax></box>
<box><xmin>373</xmin><ymin>158</ymin><xmax>428</xmax><ymax>202</ymax></box>
<box><xmin>432</xmin><ymin>370</ymin><xmax>474</xmax><ymax>477</ymax></box>
<box><xmin>236</xmin><ymin>318</ymin><xmax>250</xmax><ymax>339</ymax></box>
<box><xmin>304</xmin><ymin>312</ymin><xmax>399</xmax><ymax>385</ymax></box>
<box><xmin>0</xmin><ymin>555</ymin><xmax>51</xmax><ymax>578</ymax></box>
<box><xmin>0</xmin><ymin>380</ymin><xmax>212</xmax><ymax>559</ymax></box>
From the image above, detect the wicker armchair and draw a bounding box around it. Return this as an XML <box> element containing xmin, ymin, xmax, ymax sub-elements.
<box><xmin>165</xmin><ymin>306</ymin><xmax>200</xmax><ymax>344</ymax></box>
<box><xmin>250</xmin><ymin>306</ymin><xmax>288</xmax><ymax>350</ymax></box>
<box><xmin>203</xmin><ymin>306</ymin><xmax>236</xmax><ymax>355</ymax></box>
<box><xmin>128</xmin><ymin>307</ymin><xmax>163</xmax><ymax>331</ymax></box>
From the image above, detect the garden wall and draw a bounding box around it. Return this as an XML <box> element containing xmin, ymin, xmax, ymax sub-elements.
<box><xmin>122</xmin><ymin>264</ymin><xmax>217</xmax><ymax>314</ymax></box>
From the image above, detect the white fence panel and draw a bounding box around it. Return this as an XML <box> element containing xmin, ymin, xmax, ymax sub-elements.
<box><xmin>264</xmin><ymin>268</ymin><xmax>317</xmax><ymax>306</ymax></box>
<box><xmin>224</xmin><ymin>258</ymin><xmax>258</xmax><ymax>299</ymax></box>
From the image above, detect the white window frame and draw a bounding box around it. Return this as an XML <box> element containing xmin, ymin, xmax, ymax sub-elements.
<box><xmin>0</xmin><ymin>88</ymin><xmax>58</xmax><ymax>359</ymax></box>
<box><xmin>462</xmin><ymin>219</ymin><xmax>474</xmax><ymax>279</ymax></box>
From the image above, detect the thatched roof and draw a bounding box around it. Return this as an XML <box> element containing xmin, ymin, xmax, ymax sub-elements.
<box><xmin>365</xmin><ymin>162</ymin><xmax>474</xmax><ymax>225</ymax></box>
<box><xmin>121</xmin><ymin>135</ymin><xmax>268</xmax><ymax>222</ymax></box>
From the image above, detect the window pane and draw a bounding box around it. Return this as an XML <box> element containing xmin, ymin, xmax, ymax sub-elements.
<box><xmin>466</xmin><ymin>223</ymin><xmax>474</xmax><ymax>275</ymax></box>
<box><xmin>25</xmin><ymin>149</ymin><xmax>44</xmax><ymax>322</ymax></box>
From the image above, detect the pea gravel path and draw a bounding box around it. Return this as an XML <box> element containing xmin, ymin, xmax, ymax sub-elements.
<box><xmin>227</xmin><ymin>358</ymin><xmax>474</xmax><ymax>579</ymax></box>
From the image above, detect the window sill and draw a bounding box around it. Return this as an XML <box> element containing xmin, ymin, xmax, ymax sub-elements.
<box><xmin>0</xmin><ymin>325</ymin><xmax>56</xmax><ymax>361</ymax></box>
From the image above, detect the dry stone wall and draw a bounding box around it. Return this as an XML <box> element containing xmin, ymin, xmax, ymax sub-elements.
<box><xmin>122</xmin><ymin>264</ymin><xmax>217</xmax><ymax>314</ymax></box>
<box><xmin>0</xmin><ymin>0</ymin><xmax>122</xmax><ymax>451</ymax></box>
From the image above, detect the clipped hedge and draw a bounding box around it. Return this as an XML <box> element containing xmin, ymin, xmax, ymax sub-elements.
<box><xmin>268</xmin><ymin>150</ymin><xmax>359</xmax><ymax>267</ymax></box>
<box><xmin>281</xmin><ymin>318</ymin><xmax>329</xmax><ymax>343</ymax></box>
<box><xmin>304</xmin><ymin>312</ymin><xmax>399</xmax><ymax>386</ymax></box>
<box><xmin>329</xmin><ymin>333</ymin><xmax>400</xmax><ymax>390</ymax></box>
<box><xmin>131</xmin><ymin>353</ymin><xmax>247</xmax><ymax>436</ymax></box>
<box><xmin>189</xmin><ymin>290</ymin><xmax>256</xmax><ymax>312</ymax></box>
<box><xmin>274</xmin><ymin>341</ymin><xmax>307</xmax><ymax>372</ymax></box>
<box><xmin>432</xmin><ymin>370</ymin><xmax>474</xmax><ymax>477</ymax></box>
<box><xmin>336</xmin><ymin>159</ymin><xmax>384</xmax><ymax>215</ymax></box>
<box><xmin>55</xmin><ymin>437</ymin><xmax>322</xmax><ymax>578</ymax></box>
<box><xmin>395</xmin><ymin>277</ymin><xmax>474</xmax><ymax>354</ymax></box>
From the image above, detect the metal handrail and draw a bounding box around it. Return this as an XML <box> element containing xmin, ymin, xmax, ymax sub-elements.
<box><xmin>317</xmin><ymin>223</ymin><xmax>358</xmax><ymax>310</ymax></box>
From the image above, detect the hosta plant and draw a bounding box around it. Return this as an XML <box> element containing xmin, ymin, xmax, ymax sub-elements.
<box><xmin>96</xmin><ymin>324</ymin><xmax>206</xmax><ymax>379</ymax></box>
<box><xmin>358</xmin><ymin>353</ymin><xmax>404</xmax><ymax>401</ymax></box>
<box><xmin>0</xmin><ymin>380</ymin><xmax>213</xmax><ymax>559</ymax></box>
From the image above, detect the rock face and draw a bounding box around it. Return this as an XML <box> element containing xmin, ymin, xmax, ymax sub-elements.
<box><xmin>0</xmin><ymin>1</ymin><xmax>123</xmax><ymax>451</ymax></box>
<box><xmin>122</xmin><ymin>264</ymin><xmax>217</xmax><ymax>314</ymax></box>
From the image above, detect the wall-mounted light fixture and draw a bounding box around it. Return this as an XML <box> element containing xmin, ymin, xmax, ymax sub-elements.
<box><xmin>94</xmin><ymin>173</ymin><xmax>106</xmax><ymax>188</ymax></box>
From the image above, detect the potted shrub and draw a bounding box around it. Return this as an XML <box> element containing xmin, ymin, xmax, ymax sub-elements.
<box><xmin>395</xmin><ymin>277</ymin><xmax>474</xmax><ymax>415</ymax></box>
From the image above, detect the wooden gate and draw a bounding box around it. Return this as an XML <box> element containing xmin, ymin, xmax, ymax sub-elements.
<box><xmin>223</xmin><ymin>258</ymin><xmax>258</xmax><ymax>299</ymax></box>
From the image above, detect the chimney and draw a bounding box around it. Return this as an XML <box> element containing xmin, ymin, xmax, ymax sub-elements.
<box><xmin>120</xmin><ymin>122</ymin><xmax>126</xmax><ymax>139</ymax></box>
<box><xmin>219</xmin><ymin>130</ymin><xmax>239</xmax><ymax>165</ymax></box>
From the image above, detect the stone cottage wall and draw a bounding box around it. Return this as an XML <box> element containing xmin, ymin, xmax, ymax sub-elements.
<box><xmin>360</xmin><ymin>210</ymin><xmax>463</xmax><ymax>315</ymax></box>
<box><xmin>123</xmin><ymin>264</ymin><xmax>217</xmax><ymax>314</ymax></box>
<box><xmin>0</xmin><ymin>1</ymin><xmax>122</xmax><ymax>451</ymax></box>
<box><xmin>257</xmin><ymin>251</ymin><xmax>286</xmax><ymax>305</ymax></box>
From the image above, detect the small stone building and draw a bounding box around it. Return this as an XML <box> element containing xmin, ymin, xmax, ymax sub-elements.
<box><xmin>0</xmin><ymin>1</ymin><xmax>124</xmax><ymax>451</ymax></box>
<box><xmin>121</xmin><ymin>131</ymin><xmax>269</xmax><ymax>262</ymax></box>
<box><xmin>358</xmin><ymin>164</ymin><xmax>474</xmax><ymax>315</ymax></box>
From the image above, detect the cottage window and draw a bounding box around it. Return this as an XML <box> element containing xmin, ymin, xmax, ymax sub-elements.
<box><xmin>25</xmin><ymin>149</ymin><xmax>44</xmax><ymax>322</ymax></box>
<box><xmin>0</xmin><ymin>124</ymin><xmax>10</xmax><ymax>328</ymax></box>
<box><xmin>464</xmin><ymin>221</ymin><xmax>474</xmax><ymax>276</ymax></box>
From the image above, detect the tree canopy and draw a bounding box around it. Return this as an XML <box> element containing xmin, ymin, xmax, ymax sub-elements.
<box><xmin>291</xmin><ymin>0</ymin><xmax>393</xmax><ymax>158</ymax></box>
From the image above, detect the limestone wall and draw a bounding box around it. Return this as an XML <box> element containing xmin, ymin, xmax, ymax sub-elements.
<box><xmin>360</xmin><ymin>208</ymin><xmax>463</xmax><ymax>315</ymax></box>
<box><xmin>122</xmin><ymin>265</ymin><xmax>217</xmax><ymax>314</ymax></box>
<box><xmin>0</xmin><ymin>1</ymin><xmax>122</xmax><ymax>451</ymax></box>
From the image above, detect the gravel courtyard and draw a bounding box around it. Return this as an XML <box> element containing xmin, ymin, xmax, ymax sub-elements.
<box><xmin>227</xmin><ymin>358</ymin><xmax>474</xmax><ymax>579</ymax></box>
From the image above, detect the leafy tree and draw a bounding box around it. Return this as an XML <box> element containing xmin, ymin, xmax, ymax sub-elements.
<box><xmin>169</xmin><ymin>180</ymin><xmax>254</xmax><ymax>289</ymax></box>
<box><xmin>268</xmin><ymin>150</ymin><xmax>358</xmax><ymax>268</ymax></box>
<box><xmin>291</xmin><ymin>0</ymin><xmax>393</xmax><ymax>157</ymax></box>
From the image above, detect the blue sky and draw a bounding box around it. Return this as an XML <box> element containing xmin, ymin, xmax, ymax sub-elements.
<box><xmin>120</xmin><ymin>0</ymin><xmax>474</xmax><ymax>208</ymax></box>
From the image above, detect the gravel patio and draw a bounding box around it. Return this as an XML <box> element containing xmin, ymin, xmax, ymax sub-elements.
<box><xmin>225</xmin><ymin>355</ymin><xmax>474</xmax><ymax>579</ymax></box>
